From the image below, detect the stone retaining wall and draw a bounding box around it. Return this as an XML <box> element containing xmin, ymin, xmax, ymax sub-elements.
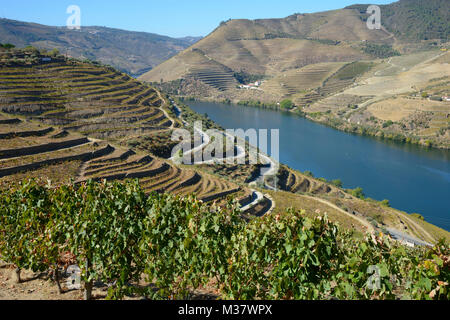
<box><xmin>200</xmin><ymin>187</ymin><xmax>241</xmax><ymax>203</ymax></box>
<box><xmin>0</xmin><ymin>144</ymin><xmax>114</xmax><ymax>178</ymax></box>
<box><xmin>0</xmin><ymin>138</ymin><xmax>89</xmax><ymax>159</ymax></box>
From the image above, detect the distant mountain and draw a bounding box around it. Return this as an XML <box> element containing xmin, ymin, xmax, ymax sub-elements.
<box><xmin>139</xmin><ymin>0</ymin><xmax>448</xmax><ymax>96</ymax></box>
<box><xmin>177</xmin><ymin>36</ymin><xmax>204</xmax><ymax>45</ymax></box>
<box><xmin>347</xmin><ymin>0</ymin><xmax>449</xmax><ymax>41</ymax></box>
<box><xmin>139</xmin><ymin>5</ymin><xmax>393</xmax><ymax>84</ymax></box>
<box><xmin>0</xmin><ymin>18</ymin><xmax>200</xmax><ymax>77</ymax></box>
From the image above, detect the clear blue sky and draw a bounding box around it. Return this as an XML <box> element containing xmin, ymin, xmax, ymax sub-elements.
<box><xmin>0</xmin><ymin>0</ymin><xmax>396</xmax><ymax>38</ymax></box>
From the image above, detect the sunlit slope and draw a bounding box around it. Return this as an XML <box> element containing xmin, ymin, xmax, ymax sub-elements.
<box><xmin>0</xmin><ymin>18</ymin><xmax>199</xmax><ymax>77</ymax></box>
<box><xmin>139</xmin><ymin>7</ymin><xmax>393</xmax><ymax>84</ymax></box>
<box><xmin>0</xmin><ymin>51</ymin><xmax>273</xmax><ymax>217</ymax></box>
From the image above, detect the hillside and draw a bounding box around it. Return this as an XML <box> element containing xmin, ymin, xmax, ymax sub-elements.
<box><xmin>140</xmin><ymin>0</ymin><xmax>449</xmax><ymax>149</ymax></box>
<box><xmin>0</xmin><ymin>47</ymin><xmax>272</xmax><ymax>218</ymax></box>
<box><xmin>140</xmin><ymin>8</ymin><xmax>388</xmax><ymax>84</ymax></box>
<box><xmin>1</xmin><ymin>47</ymin><xmax>447</xmax><ymax>243</ymax></box>
<box><xmin>301</xmin><ymin>50</ymin><xmax>450</xmax><ymax>149</ymax></box>
<box><xmin>139</xmin><ymin>0</ymin><xmax>447</xmax><ymax>95</ymax></box>
<box><xmin>140</xmin><ymin>0</ymin><xmax>450</xmax><ymax>85</ymax></box>
<box><xmin>0</xmin><ymin>48</ymin><xmax>449</xmax><ymax>300</ymax></box>
<box><xmin>347</xmin><ymin>0</ymin><xmax>450</xmax><ymax>41</ymax></box>
<box><xmin>0</xmin><ymin>18</ymin><xmax>200</xmax><ymax>77</ymax></box>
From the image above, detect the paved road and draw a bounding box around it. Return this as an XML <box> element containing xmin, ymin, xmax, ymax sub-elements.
<box><xmin>387</xmin><ymin>228</ymin><xmax>433</xmax><ymax>247</ymax></box>
<box><xmin>168</xmin><ymin>99</ymin><xmax>277</xmax><ymax>213</ymax></box>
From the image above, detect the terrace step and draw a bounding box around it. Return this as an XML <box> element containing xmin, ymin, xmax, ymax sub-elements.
<box><xmin>0</xmin><ymin>137</ymin><xmax>90</xmax><ymax>159</ymax></box>
<box><xmin>84</xmin><ymin>155</ymin><xmax>153</xmax><ymax>177</ymax></box>
<box><xmin>0</xmin><ymin>144</ymin><xmax>114</xmax><ymax>178</ymax></box>
<box><xmin>0</xmin><ymin>127</ymin><xmax>54</xmax><ymax>139</ymax></box>
<box><xmin>0</xmin><ymin>118</ymin><xmax>21</xmax><ymax>125</ymax></box>
<box><xmin>78</xmin><ymin>162</ymin><xmax>170</xmax><ymax>183</ymax></box>
<box><xmin>200</xmin><ymin>187</ymin><xmax>241</xmax><ymax>203</ymax></box>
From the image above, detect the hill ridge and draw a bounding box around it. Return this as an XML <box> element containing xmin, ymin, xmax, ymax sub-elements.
<box><xmin>0</xmin><ymin>18</ymin><xmax>201</xmax><ymax>77</ymax></box>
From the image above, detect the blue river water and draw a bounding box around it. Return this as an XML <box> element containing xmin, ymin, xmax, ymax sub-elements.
<box><xmin>187</xmin><ymin>101</ymin><xmax>450</xmax><ymax>231</ymax></box>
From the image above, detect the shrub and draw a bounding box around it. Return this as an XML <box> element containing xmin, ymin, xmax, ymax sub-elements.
<box><xmin>381</xmin><ymin>199</ymin><xmax>391</xmax><ymax>207</ymax></box>
<box><xmin>383</xmin><ymin>120</ymin><xmax>394</xmax><ymax>128</ymax></box>
<box><xmin>1</xmin><ymin>43</ymin><xmax>15</xmax><ymax>50</ymax></box>
<box><xmin>1</xmin><ymin>180</ymin><xmax>449</xmax><ymax>301</ymax></box>
<box><xmin>280</xmin><ymin>99</ymin><xmax>294</xmax><ymax>110</ymax></box>
<box><xmin>49</xmin><ymin>48</ymin><xmax>60</xmax><ymax>57</ymax></box>
<box><xmin>411</xmin><ymin>213</ymin><xmax>425</xmax><ymax>221</ymax></box>
<box><xmin>304</xmin><ymin>171</ymin><xmax>314</xmax><ymax>177</ymax></box>
<box><xmin>331</xmin><ymin>179</ymin><xmax>343</xmax><ymax>188</ymax></box>
<box><xmin>350</xmin><ymin>187</ymin><xmax>365</xmax><ymax>199</ymax></box>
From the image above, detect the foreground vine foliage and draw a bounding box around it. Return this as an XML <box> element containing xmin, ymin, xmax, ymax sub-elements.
<box><xmin>0</xmin><ymin>180</ymin><xmax>448</xmax><ymax>300</ymax></box>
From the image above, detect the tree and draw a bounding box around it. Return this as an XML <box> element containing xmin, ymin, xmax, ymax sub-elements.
<box><xmin>1</xmin><ymin>43</ymin><xmax>15</xmax><ymax>50</ymax></box>
<box><xmin>383</xmin><ymin>120</ymin><xmax>394</xmax><ymax>128</ymax></box>
<box><xmin>49</xmin><ymin>48</ymin><xmax>60</xmax><ymax>57</ymax></box>
<box><xmin>280</xmin><ymin>99</ymin><xmax>294</xmax><ymax>110</ymax></box>
<box><xmin>351</xmin><ymin>187</ymin><xmax>365</xmax><ymax>199</ymax></box>
<box><xmin>381</xmin><ymin>199</ymin><xmax>391</xmax><ymax>207</ymax></box>
<box><xmin>332</xmin><ymin>179</ymin><xmax>343</xmax><ymax>188</ymax></box>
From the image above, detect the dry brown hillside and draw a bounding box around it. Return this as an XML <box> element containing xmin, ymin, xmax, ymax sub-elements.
<box><xmin>139</xmin><ymin>8</ymin><xmax>393</xmax><ymax>85</ymax></box>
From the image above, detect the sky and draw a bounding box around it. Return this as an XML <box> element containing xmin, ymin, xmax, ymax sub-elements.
<box><xmin>0</xmin><ymin>0</ymin><xmax>396</xmax><ymax>38</ymax></box>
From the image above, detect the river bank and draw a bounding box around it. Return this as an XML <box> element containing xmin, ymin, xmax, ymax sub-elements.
<box><xmin>186</xmin><ymin>100</ymin><xmax>450</xmax><ymax>231</ymax></box>
<box><xmin>177</xmin><ymin>96</ymin><xmax>450</xmax><ymax>151</ymax></box>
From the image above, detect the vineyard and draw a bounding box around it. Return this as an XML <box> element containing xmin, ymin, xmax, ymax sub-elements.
<box><xmin>0</xmin><ymin>54</ymin><xmax>174</xmax><ymax>140</ymax></box>
<box><xmin>0</xmin><ymin>49</ymin><xmax>449</xmax><ymax>301</ymax></box>
<box><xmin>0</xmin><ymin>49</ymin><xmax>273</xmax><ymax>218</ymax></box>
<box><xmin>0</xmin><ymin>180</ymin><xmax>448</xmax><ymax>300</ymax></box>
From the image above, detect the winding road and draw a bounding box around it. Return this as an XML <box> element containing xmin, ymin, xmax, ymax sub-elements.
<box><xmin>162</xmin><ymin>96</ymin><xmax>436</xmax><ymax>245</ymax></box>
<box><xmin>167</xmin><ymin>99</ymin><xmax>276</xmax><ymax>214</ymax></box>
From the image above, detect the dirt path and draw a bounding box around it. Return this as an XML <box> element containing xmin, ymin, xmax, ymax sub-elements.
<box><xmin>168</xmin><ymin>99</ymin><xmax>277</xmax><ymax>213</ymax></box>
<box><xmin>395</xmin><ymin>212</ymin><xmax>435</xmax><ymax>244</ymax></box>
<box><xmin>155</xmin><ymin>89</ymin><xmax>176</xmax><ymax>130</ymax></box>
<box><xmin>303</xmin><ymin>195</ymin><xmax>375</xmax><ymax>234</ymax></box>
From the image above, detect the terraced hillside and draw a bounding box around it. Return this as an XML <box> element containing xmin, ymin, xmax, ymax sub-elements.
<box><xmin>0</xmin><ymin>52</ymin><xmax>174</xmax><ymax>140</ymax></box>
<box><xmin>0</xmin><ymin>18</ymin><xmax>199</xmax><ymax>77</ymax></box>
<box><xmin>0</xmin><ymin>119</ymin><xmax>113</xmax><ymax>188</ymax></box>
<box><xmin>0</xmin><ymin>49</ymin><xmax>273</xmax><ymax>217</ymax></box>
<box><xmin>1</xmin><ymin>49</ymin><xmax>447</xmax><ymax>243</ymax></box>
<box><xmin>262</xmin><ymin>62</ymin><xmax>344</xmax><ymax>97</ymax></box>
<box><xmin>276</xmin><ymin>166</ymin><xmax>343</xmax><ymax>197</ymax></box>
<box><xmin>140</xmin><ymin>7</ymin><xmax>390</xmax><ymax>82</ymax></box>
<box><xmin>187</xmin><ymin>66</ymin><xmax>236</xmax><ymax>92</ymax></box>
<box><xmin>0</xmin><ymin>115</ymin><xmax>270</xmax><ymax>216</ymax></box>
<box><xmin>305</xmin><ymin>50</ymin><xmax>450</xmax><ymax>149</ymax></box>
<box><xmin>77</xmin><ymin>146</ymin><xmax>257</xmax><ymax>209</ymax></box>
<box><xmin>140</xmin><ymin>4</ymin><xmax>410</xmax><ymax>101</ymax></box>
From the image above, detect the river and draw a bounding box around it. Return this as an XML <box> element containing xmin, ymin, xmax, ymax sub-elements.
<box><xmin>187</xmin><ymin>101</ymin><xmax>450</xmax><ymax>231</ymax></box>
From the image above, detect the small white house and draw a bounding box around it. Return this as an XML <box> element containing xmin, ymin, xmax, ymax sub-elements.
<box><xmin>41</xmin><ymin>57</ymin><xmax>52</xmax><ymax>62</ymax></box>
